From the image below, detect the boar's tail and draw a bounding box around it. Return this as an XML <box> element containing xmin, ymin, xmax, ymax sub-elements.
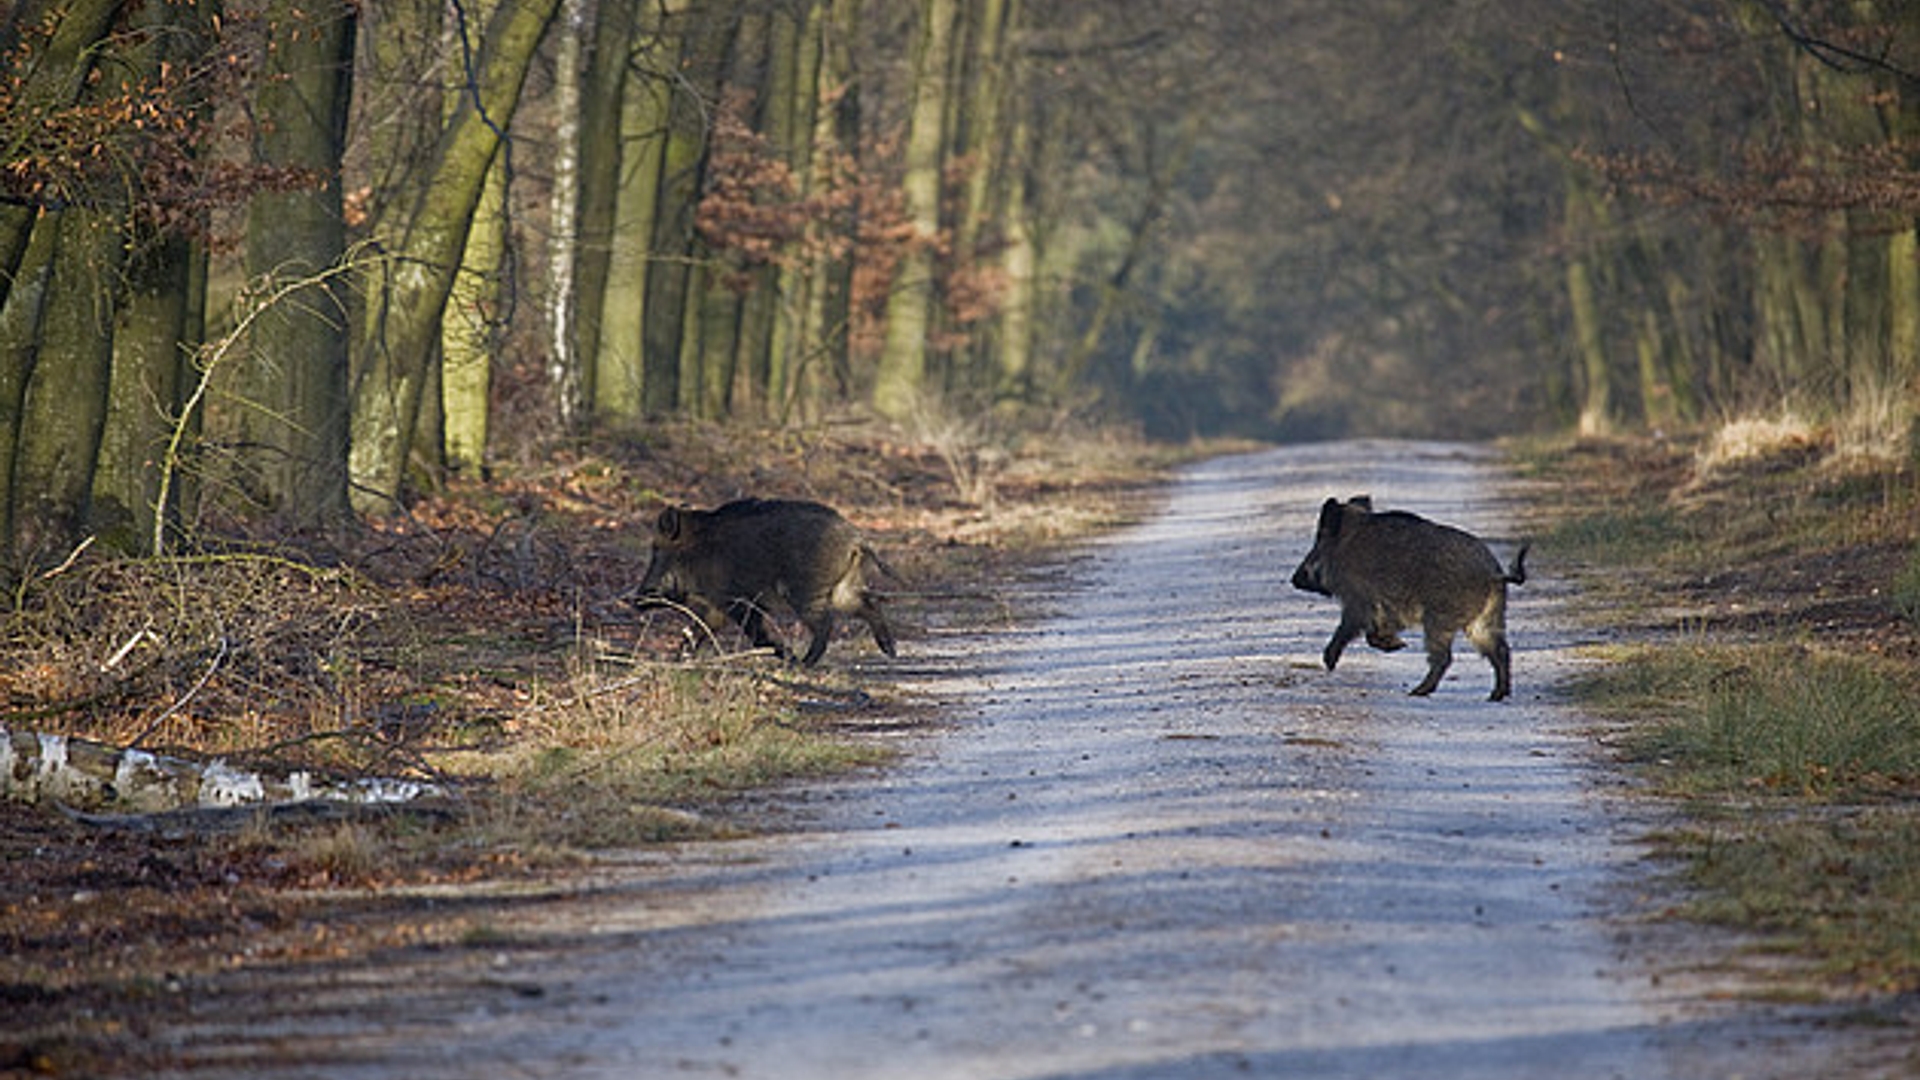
<box><xmin>1504</xmin><ymin>544</ymin><xmax>1530</xmax><ymax>586</ymax></box>
<box><xmin>859</xmin><ymin>544</ymin><xmax>906</xmax><ymax>587</ymax></box>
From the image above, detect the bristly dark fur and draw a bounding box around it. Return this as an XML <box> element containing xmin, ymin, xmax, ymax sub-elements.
<box><xmin>1290</xmin><ymin>495</ymin><xmax>1526</xmax><ymax>701</ymax></box>
<box><xmin>639</xmin><ymin>498</ymin><xmax>897</xmax><ymax>665</ymax></box>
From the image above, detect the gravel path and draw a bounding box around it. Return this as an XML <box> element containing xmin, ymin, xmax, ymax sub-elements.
<box><xmin>159</xmin><ymin>442</ymin><xmax>1856</xmax><ymax>1079</ymax></box>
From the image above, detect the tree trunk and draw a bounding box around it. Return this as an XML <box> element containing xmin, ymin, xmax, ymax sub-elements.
<box><xmin>97</xmin><ymin>232</ymin><xmax>193</xmax><ymax>554</ymax></box>
<box><xmin>442</xmin><ymin>153</ymin><xmax>506</xmax><ymax>476</ymax></box>
<box><xmin>643</xmin><ymin>4</ymin><xmax>735</xmax><ymax>415</ymax></box>
<box><xmin>571</xmin><ymin>0</ymin><xmax>637</xmax><ymax>416</ymax></box>
<box><xmin>0</xmin><ymin>728</ymin><xmax>439</xmax><ymax>814</ymax></box>
<box><xmin>1052</xmin><ymin>114</ymin><xmax>1199</xmax><ymax>401</ymax></box>
<box><xmin>995</xmin><ymin>105</ymin><xmax>1036</xmax><ymax>404</ymax></box>
<box><xmin>0</xmin><ymin>220</ymin><xmax>58</xmax><ymax>575</ymax></box>
<box><xmin>764</xmin><ymin>4</ymin><xmax>812</xmax><ymax>418</ymax></box>
<box><xmin>594</xmin><ymin>1</ymin><xmax>683</xmax><ymax>425</ymax></box>
<box><xmin>238</xmin><ymin>0</ymin><xmax>356</xmax><ymax>528</ymax></box>
<box><xmin>791</xmin><ymin>0</ymin><xmax>860</xmax><ymax>415</ymax></box>
<box><xmin>728</xmin><ymin>13</ymin><xmax>776</xmax><ymax>419</ymax></box>
<box><xmin>873</xmin><ymin>0</ymin><xmax>959</xmax><ymax>421</ymax></box>
<box><xmin>952</xmin><ymin>0</ymin><xmax>1013</xmax><ymax>390</ymax></box>
<box><xmin>0</xmin><ymin>0</ymin><xmax>122</xmax><ymax>310</ymax></box>
<box><xmin>349</xmin><ymin>0</ymin><xmax>560</xmax><ymax>514</ymax></box>
<box><xmin>13</xmin><ymin>207</ymin><xmax>123</xmax><ymax>566</ymax></box>
<box><xmin>94</xmin><ymin>1</ymin><xmax>214</xmax><ymax>555</ymax></box>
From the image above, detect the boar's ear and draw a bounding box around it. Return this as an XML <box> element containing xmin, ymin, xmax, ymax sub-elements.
<box><xmin>655</xmin><ymin>506</ymin><xmax>682</xmax><ymax>540</ymax></box>
<box><xmin>1348</xmin><ymin>494</ymin><xmax>1373</xmax><ymax>510</ymax></box>
<box><xmin>1317</xmin><ymin>498</ymin><xmax>1344</xmax><ymax>537</ymax></box>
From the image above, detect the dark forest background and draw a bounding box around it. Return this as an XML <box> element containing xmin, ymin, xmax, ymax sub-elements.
<box><xmin>3</xmin><ymin>0</ymin><xmax>1917</xmax><ymax>571</ymax></box>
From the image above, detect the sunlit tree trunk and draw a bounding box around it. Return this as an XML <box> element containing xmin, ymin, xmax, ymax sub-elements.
<box><xmin>644</xmin><ymin>4</ymin><xmax>734</xmax><ymax>414</ymax></box>
<box><xmin>442</xmin><ymin>154</ymin><xmax>506</xmax><ymax>476</ymax></box>
<box><xmin>791</xmin><ymin>0</ymin><xmax>860</xmax><ymax>415</ymax></box>
<box><xmin>572</xmin><ymin>0</ymin><xmax>636</xmax><ymax>417</ymax></box>
<box><xmin>995</xmin><ymin>105</ymin><xmax>1036</xmax><ymax>404</ymax></box>
<box><xmin>952</xmin><ymin>0</ymin><xmax>1013</xmax><ymax>390</ymax></box>
<box><xmin>595</xmin><ymin>1</ymin><xmax>683</xmax><ymax>425</ymax></box>
<box><xmin>874</xmin><ymin>0</ymin><xmax>959</xmax><ymax>421</ymax></box>
<box><xmin>1561</xmin><ymin>175</ymin><xmax>1615</xmax><ymax>436</ymax></box>
<box><xmin>764</xmin><ymin>4</ymin><xmax>813</xmax><ymax>418</ymax></box>
<box><xmin>547</xmin><ymin>0</ymin><xmax>585</xmax><ymax>430</ymax></box>
<box><xmin>349</xmin><ymin>0</ymin><xmax>559</xmax><ymax>513</ymax></box>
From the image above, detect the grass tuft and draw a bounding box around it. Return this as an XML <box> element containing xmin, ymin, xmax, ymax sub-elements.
<box><xmin>1577</xmin><ymin>644</ymin><xmax>1920</xmax><ymax>800</ymax></box>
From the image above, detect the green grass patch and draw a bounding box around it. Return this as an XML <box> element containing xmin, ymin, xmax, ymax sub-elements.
<box><xmin>1575</xmin><ymin>643</ymin><xmax>1920</xmax><ymax>800</ymax></box>
<box><xmin>1666</xmin><ymin>810</ymin><xmax>1920</xmax><ymax>993</ymax></box>
<box><xmin>1542</xmin><ymin>503</ymin><xmax>1694</xmax><ymax>568</ymax></box>
<box><xmin>1570</xmin><ymin>641</ymin><xmax>1920</xmax><ymax>990</ymax></box>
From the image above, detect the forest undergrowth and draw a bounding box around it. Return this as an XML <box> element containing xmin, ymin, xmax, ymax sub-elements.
<box><xmin>0</xmin><ymin>417</ymin><xmax>1192</xmax><ymax>1076</ymax></box>
<box><xmin>1520</xmin><ymin>423</ymin><xmax>1920</xmax><ymax>999</ymax></box>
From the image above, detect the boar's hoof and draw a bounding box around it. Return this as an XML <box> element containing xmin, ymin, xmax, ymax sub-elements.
<box><xmin>1365</xmin><ymin>629</ymin><xmax>1406</xmax><ymax>652</ymax></box>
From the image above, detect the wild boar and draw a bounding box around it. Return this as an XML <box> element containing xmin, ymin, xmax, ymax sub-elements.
<box><xmin>639</xmin><ymin>498</ymin><xmax>898</xmax><ymax>665</ymax></box>
<box><xmin>1290</xmin><ymin>495</ymin><xmax>1528</xmax><ymax>701</ymax></box>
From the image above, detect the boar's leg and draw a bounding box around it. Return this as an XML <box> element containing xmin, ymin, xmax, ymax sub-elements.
<box><xmin>1465</xmin><ymin>609</ymin><xmax>1513</xmax><ymax>701</ymax></box>
<box><xmin>730</xmin><ymin>598</ymin><xmax>791</xmax><ymax>661</ymax></box>
<box><xmin>1410</xmin><ymin>622</ymin><xmax>1454</xmax><ymax>696</ymax></box>
<box><xmin>799</xmin><ymin>611</ymin><xmax>836</xmax><ymax>666</ymax></box>
<box><xmin>1322</xmin><ymin>611</ymin><xmax>1367</xmax><ymax>671</ymax></box>
<box><xmin>1365</xmin><ymin>628</ymin><xmax>1406</xmax><ymax>652</ymax></box>
<box><xmin>1470</xmin><ymin>628</ymin><xmax>1513</xmax><ymax>702</ymax></box>
<box><xmin>1487</xmin><ymin>638</ymin><xmax>1513</xmax><ymax>701</ymax></box>
<box><xmin>861</xmin><ymin>596</ymin><xmax>898</xmax><ymax>658</ymax></box>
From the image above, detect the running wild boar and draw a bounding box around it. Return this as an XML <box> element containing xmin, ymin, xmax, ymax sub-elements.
<box><xmin>1290</xmin><ymin>496</ymin><xmax>1528</xmax><ymax>701</ymax></box>
<box><xmin>639</xmin><ymin>498</ymin><xmax>898</xmax><ymax>665</ymax></box>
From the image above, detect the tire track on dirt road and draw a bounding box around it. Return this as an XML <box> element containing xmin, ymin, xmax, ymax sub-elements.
<box><xmin>159</xmin><ymin>442</ymin><xmax>1837</xmax><ymax>1079</ymax></box>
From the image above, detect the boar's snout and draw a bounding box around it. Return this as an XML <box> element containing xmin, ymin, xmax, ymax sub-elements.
<box><xmin>1290</xmin><ymin>554</ymin><xmax>1329</xmax><ymax>596</ymax></box>
<box><xmin>637</xmin><ymin>507</ymin><xmax>686</xmax><ymax>597</ymax></box>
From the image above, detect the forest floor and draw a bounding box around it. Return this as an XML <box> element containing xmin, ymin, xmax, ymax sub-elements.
<box><xmin>0</xmin><ymin>417</ymin><xmax>1196</xmax><ymax>1077</ymax></box>
<box><xmin>2</xmin><ymin>422</ymin><xmax>1916</xmax><ymax>1077</ymax></box>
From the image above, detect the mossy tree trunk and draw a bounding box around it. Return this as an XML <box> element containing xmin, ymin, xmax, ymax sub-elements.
<box><xmin>572</xmin><ymin>0</ymin><xmax>638</xmax><ymax>417</ymax></box>
<box><xmin>348</xmin><ymin>0</ymin><xmax>559</xmax><ymax>514</ymax></box>
<box><xmin>874</xmin><ymin>0</ymin><xmax>959</xmax><ymax>422</ymax></box>
<box><xmin>643</xmin><ymin>3</ymin><xmax>736</xmax><ymax>415</ymax></box>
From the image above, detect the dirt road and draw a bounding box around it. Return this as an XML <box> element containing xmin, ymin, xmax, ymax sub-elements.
<box><xmin>155</xmin><ymin>443</ymin><xmax>1839</xmax><ymax>1078</ymax></box>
